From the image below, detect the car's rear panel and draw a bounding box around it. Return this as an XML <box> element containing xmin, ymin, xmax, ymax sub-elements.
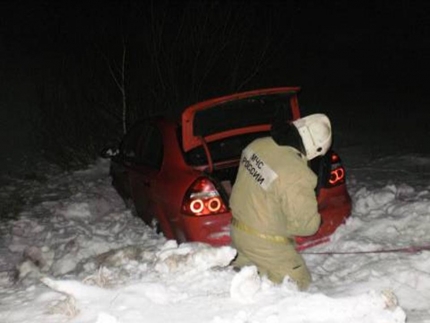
<box><xmin>181</xmin><ymin>137</ymin><xmax>351</xmax><ymax>249</ymax></box>
<box><xmin>202</xmin><ymin>149</ymin><xmax>351</xmax><ymax>248</ymax></box>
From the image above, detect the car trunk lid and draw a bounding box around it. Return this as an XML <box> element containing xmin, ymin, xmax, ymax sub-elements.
<box><xmin>181</xmin><ymin>87</ymin><xmax>301</xmax><ymax>153</ymax></box>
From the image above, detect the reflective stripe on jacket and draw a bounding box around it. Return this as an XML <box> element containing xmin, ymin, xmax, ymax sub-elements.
<box><xmin>231</xmin><ymin>217</ymin><xmax>293</xmax><ymax>244</ymax></box>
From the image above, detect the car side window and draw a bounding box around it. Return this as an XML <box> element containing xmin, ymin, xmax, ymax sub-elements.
<box><xmin>136</xmin><ymin>125</ymin><xmax>163</xmax><ymax>169</ymax></box>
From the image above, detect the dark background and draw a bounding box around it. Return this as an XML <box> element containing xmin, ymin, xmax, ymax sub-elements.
<box><xmin>1</xmin><ymin>0</ymin><xmax>430</xmax><ymax>173</ymax></box>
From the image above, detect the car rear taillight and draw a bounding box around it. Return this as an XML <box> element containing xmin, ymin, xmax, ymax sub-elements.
<box><xmin>182</xmin><ymin>178</ymin><xmax>229</xmax><ymax>216</ymax></box>
<box><xmin>327</xmin><ymin>152</ymin><xmax>346</xmax><ymax>187</ymax></box>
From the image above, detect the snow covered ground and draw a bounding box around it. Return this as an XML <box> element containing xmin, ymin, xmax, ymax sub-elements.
<box><xmin>1</xmin><ymin>141</ymin><xmax>430</xmax><ymax>322</ymax></box>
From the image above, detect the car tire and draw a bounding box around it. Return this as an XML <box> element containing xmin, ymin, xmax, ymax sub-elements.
<box><xmin>123</xmin><ymin>197</ymin><xmax>163</xmax><ymax>233</ymax></box>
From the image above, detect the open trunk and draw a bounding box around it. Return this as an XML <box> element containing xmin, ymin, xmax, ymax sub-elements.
<box><xmin>181</xmin><ymin>87</ymin><xmax>301</xmax><ymax>153</ymax></box>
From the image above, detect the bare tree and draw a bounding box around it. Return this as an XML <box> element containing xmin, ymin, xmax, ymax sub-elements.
<box><xmin>33</xmin><ymin>1</ymin><xmax>296</xmax><ymax>169</ymax></box>
<box><xmin>133</xmin><ymin>0</ymin><xmax>292</xmax><ymax>118</ymax></box>
<box><xmin>102</xmin><ymin>37</ymin><xmax>128</xmax><ymax>134</ymax></box>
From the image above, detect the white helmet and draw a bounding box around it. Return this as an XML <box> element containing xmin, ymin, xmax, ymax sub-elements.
<box><xmin>292</xmin><ymin>113</ymin><xmax>332</xmax><ymax>160</ymax></box>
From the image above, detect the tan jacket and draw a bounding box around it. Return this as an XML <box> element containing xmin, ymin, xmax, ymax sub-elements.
<box><xmin>230</xmin><ymin>136</ymin><xmax>321</xmax><ymax>241</ymax></box>
<box><xmin>229</xmin><ymin>137</ymin><xmax>321</xmax><ymax>289</ymax></box>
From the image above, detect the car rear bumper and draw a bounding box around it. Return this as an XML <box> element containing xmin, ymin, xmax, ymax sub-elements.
<box><xmin>296</xmin><ymin>184</ymin><xmax>352</xmax><ymax>250</ymax></box>
<box><xmin>182</xmin><ymin>213</ymin><xmax>232</xmax><ymax>246</ymax></box>
<box><xmin>181</xmin><ymin>184</ymin><xmax>351</xmax><ymax>250</ymax></box>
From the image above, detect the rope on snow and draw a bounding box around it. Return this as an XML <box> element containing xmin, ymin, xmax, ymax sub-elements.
<box><xmin>302</xmin><ymin>245</ymin><xmax>430</xmax><ymax>255</ymax></box>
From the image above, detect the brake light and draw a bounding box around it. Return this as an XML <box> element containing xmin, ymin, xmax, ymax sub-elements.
<box><xmin>182</xmin><ymin>178</ymin><xmax>228</xmax><ymax>216</ymax></box>
<box><xmin>327</xmin><ymin>152</ymin><xmax>346</xmax><ymax>187</ymax></box>
<box><xmin>329</xmin><ymin>167</ymin><xmax>345</xmax><ymax>185</ymax></box>
<box><xmin>331</xmin><ymin>152</ymin><xmax>340</xmax><ymax>163</ymax></box>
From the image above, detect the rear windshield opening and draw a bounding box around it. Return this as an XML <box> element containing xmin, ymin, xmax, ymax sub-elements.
<box><xmin>179</xmin><ymin>130</ymin><xmax>270</xmax><ymax>166</ymax></box>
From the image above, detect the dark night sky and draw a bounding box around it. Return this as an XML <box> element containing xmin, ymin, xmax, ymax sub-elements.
<box><xmin>3</xmin><ymin>1</ymin><xmax>429</xmax><ymax>97</ymax></box>
<box><xmin>291</xmin><ymin>1</ymin><xmax>430</xmax><ymax>107</ymax></box>
<box><xmin>1</xmin><ymin>0</ymin><xmax>430</xmax><ymax>171</ymax></box>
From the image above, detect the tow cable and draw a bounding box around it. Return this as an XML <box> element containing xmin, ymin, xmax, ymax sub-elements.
<box><xmin>302</xmin><ymin>245</ymin><xmax>430</xmax><ymax>255</ymax></box>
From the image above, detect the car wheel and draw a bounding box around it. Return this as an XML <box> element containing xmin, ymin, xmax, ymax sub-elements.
<box><xmin>124</xmin><ymin>198</ymin><xmax>158</xmax><ymax>229</ymax></box>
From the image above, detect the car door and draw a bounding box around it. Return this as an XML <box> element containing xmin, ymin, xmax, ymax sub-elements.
<box><xmin>127</xmin><ymin>121</ymin><xmax>163</xmax><ymax>225</ymax></box>
<box><xmin>110</xmin><ymin>121</ymin><xmax>148</xmax><ymax>202</ymax></box>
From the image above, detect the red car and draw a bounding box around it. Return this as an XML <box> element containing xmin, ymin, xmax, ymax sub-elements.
<box><xmin>103</xmin><ymin>87</ymin><xmax>351</xmax><ymax>250</ymax></box>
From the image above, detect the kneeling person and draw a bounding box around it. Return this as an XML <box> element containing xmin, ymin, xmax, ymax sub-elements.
<box><xmin>230</xmin><ymin>113</ymin><xmax>332</xmax><ymax>290</ymax></box>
